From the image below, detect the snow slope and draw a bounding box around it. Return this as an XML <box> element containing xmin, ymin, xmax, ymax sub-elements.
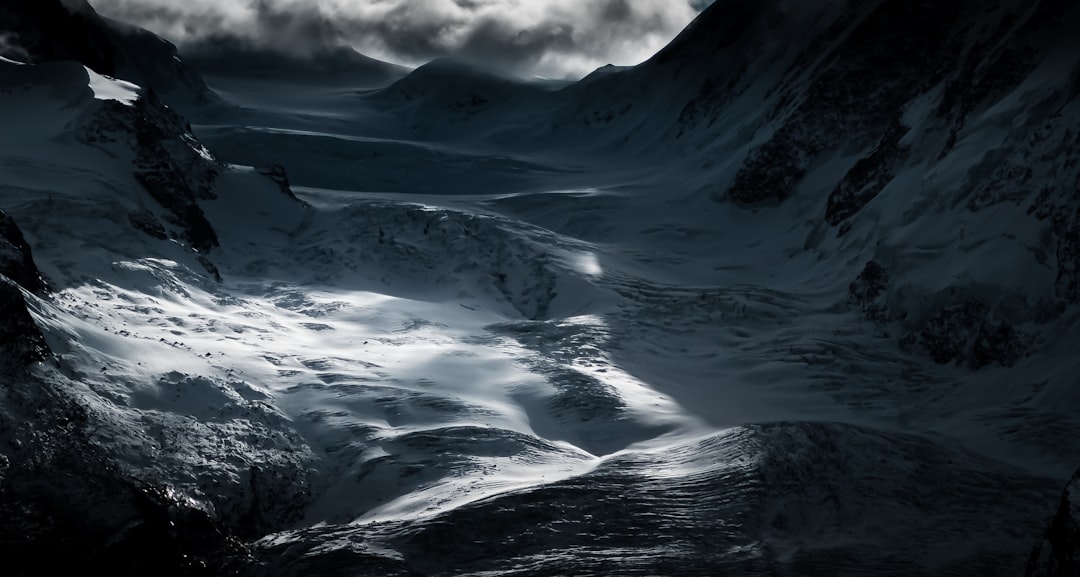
<box><xmin>0</xmin><ymin>0</ymin><xmax>1078</xmax><ymax>575</ymax></box>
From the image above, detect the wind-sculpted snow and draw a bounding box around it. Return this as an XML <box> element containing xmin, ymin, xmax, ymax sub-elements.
<box><xmin>243</xmin><ymin>423</ymin><xmax>1057</xmax><ymax>576</ymax></box>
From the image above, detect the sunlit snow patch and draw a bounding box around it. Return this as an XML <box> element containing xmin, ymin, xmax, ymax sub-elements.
<box><xmin>84</xmin><ymin>66</ymin><xmax>140</xmax><ymax>105</ymax></box>
<box><xmin>570</xmin><ymin>251</ymin><xmax>604</xmax><ymax>277</ymax></box>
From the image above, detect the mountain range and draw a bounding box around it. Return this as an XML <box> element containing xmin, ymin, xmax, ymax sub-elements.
<box><xmin>0</xmin><ymin>1</ymin><xmax>1078</xmax><ymax>575</ymax></box>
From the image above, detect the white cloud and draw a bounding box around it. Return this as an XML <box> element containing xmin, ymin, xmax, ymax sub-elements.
<box><xmin>89</xmin><ymin>0</ymin><xmax>705</xmax><ymax>78</ymax></box>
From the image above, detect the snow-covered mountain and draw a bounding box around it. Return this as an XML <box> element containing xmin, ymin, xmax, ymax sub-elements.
<box><xmin>1</xmin><ymin>0</ymin><xmax>1078</xmax><ymax>575</ymax></box>
<box><xmin>0</xmin><ymin>0</ymin><xmax>219</xmax><ymax>114</ymax></box>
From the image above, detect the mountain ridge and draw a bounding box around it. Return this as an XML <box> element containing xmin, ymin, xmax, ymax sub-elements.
<box><xmin>0</xmin><ymin>0</ymin><xmax>1077</xmax><ymax>575</ymax></box>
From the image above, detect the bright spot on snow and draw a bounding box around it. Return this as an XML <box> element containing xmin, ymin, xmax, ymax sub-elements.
<box><xmin>573</xmin><ymin>252</ymin><xmax>604</xmax><ymax>277</ymax></box>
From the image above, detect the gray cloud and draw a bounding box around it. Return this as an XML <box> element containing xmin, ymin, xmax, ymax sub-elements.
<box><xmin>88</xmin><ymin>0</ymin><xmax>706</xmax><ymax>78</ymax></box>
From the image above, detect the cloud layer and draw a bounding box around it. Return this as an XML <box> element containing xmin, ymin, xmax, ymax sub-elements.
<box><xmin>89</xmin><ymin>0</ymin><xmax>706</xmax><ymax>78</ymax></box>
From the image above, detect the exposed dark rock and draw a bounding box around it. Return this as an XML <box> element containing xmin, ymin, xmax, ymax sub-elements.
<box><xmin>848</xmin><ymin>260</ymin><xmax>890</xmax><ymax>323</ymax></box>
<box><xmin>987</xmin><ymin>113</ymin><xmax>1080</xmax><ymax>304</ymax></box>
<box><xmin>0</xmin><ymin>210</ymin><xmax>47</xmax><ymax>371</ymax></box>
<box><xmin>127</xmin><ymin>209</ymin><xmax>168</xmax><ymax>240</ymax></box>
<box><xmin>129</xmin><ymin>92</ymin><xmax>220</xmax><ymax>254</ymax></box>
<box><xmin>257</xmin><ymin>164</ymin><xmax>300</xmax><ymax>202</ymax></box>
<box><xmin>900</xmin><ymin>299</ymin><xmax>1026</xmax><ymax>369</ymax></box>
<box><xmin>727</xmin><ymin>0</ymin><xmax>963</xmax><ymax>206</ymax></box>
<box><xmin>675</xmin><ymin>75</ymin><xmax>739</xmax><ymax>137</ymax></box>
<box><xmin>1028</xmin><ymin>469</ymin><xmax>1080</xmax><ymax>577</ymax></box>
<box><xmin>826</xmin><ymin>118</ymin><xmax>910</xmax><ymax>226</ymax></box>
<box><xmin>935</xmin><ymin>5</ymin><xmax>1046</xmax><ymax>158</ymax></box>
<box><xmin>848</xmin><ymin>263</ymin><xmax>1030</xmax><ymax>369</ymax></box>
<box><xmin>0</xmin><ymin>280</ymin><xmax>49</xmax><ymax>370</ymax></box>
<box><xmin>0</xmin><ymin>210</ymin><xmax>45</xmax><ymax>293</ymax></box>
<box><xmin>729</xmin><ymin>130</ymin><xmax>812</xmax><ymax>206</ymax></box>
<box><xmin>0</xmin><ymin>385</ymin><xmax>246</xmax><ymax>577</ymax></box>
<box><xmin>80</xmin><ymin>91</ymin><xmax>221</xmax><ymax>256</ymax></box>
<box><xmin>1056</xmin><ymin>218</ymin><xmax>1080</xmax><ymax>303</ymax></box>
<box><xmin>197</xmin><ymin>256</ymin><xmax>223</xmax><ymax>283</ymax></box>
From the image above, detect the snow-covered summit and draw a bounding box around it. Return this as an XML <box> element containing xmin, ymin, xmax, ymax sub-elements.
<box><xmin>0</xmin><ymin>0</ymin><xmax>221</xmax><ymax>114</ymax></box>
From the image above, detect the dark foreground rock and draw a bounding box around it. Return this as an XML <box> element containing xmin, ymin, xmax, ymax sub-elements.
<box><xmin>0</xmin><ymin>210</ymin><xmax>45</xmax><ymax>293</ymax></box>
<box><xmin>0</xmin><ymin>211</ymin><xmax>48</xmax><ymax>370</ymax></box>
<box><xmin>0</xmin><ymin>281</ymin><xmax>48</xmax><ymax>371</ymax></box>
<box><xmin>1029</xmin><ymin>469</ymin><xmax>1080</xmax><ymax>577</ymax></box>
<box><xmin>0</xmin><ymin>387</ymin><xmax>247</xmax><ymax>577</ymax></box>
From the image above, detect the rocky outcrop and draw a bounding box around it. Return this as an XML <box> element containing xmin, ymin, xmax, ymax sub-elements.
<box><xmin>79</xmin><ymin>91</ymin><xmax>221</xmax><ymax>256</ymax></box>
<box><xmin>0</xmin><ymin>211</ymin><xmax>49</xmax><ymax>372</ymax></box>
<box><xmin>847</xmin><ymin>261</ymin><xmax>1029</xmax><ymax>369</ymax></box>
<box><xmin>900</xmin><ymin>300</ymin><xmax>1027</xmax><ymax>369</ymax></box>
<box><xmin>848</xmin><ymin>260</ymin><xmax>890</xmax><ymax>323</ymax></box>
<box><xmin>257</xmin><ymin>164</ymin><xmax>300</xmax><ymax>202</ymax></box>
<box><xmin>1028</xmin><ymin>469</ymin><xmax>1080</xmax><ymax>577</ymax></box>
<box><xmin>0</xmin><ymin>280</ymin><xmax>49</xmax><ymax>371</ymax></box>
<box><xmin>0</xmin><ymin>210</ymin><xmax>45</xmax><ymax>293</ymax></box>
<box><xmin>724</xmin><ymin>1</ymin><xmax>963</xmax><ymax>206</ymax></box>
<box><xmin>128</xmin><ymin>92</ymin><xmax>220</xmax><ymax>254</ymax></box>
<box><xmin>826</xmin><ymin>119</ymin><xmax>910</xmax><ymax>231</ymax></box>
<box><xmin>0</xmin><ymin>383</ymin><xmax>245</xmax><ymax>576</ymax></box>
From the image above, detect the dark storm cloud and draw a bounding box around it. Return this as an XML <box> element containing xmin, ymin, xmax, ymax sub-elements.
<box><xmin>88</xmin><ymin>0</ymin><xmax>706</xmax><ymax>78</ymax></box>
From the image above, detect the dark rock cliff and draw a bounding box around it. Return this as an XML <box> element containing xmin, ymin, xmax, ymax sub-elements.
<box><xmin>0</xmin><ymin>210</ymin><xmax>45</xmax><ymax>293</ymax></box>
<box><xmin>1029</xmin><ymin>470</ymin><xmax>1080</xmax><ymax>577</ymax></box>
<box><xmin>0</xmin><ymin>211</ymin><xmax>48</xmax><ymax>371</ymax></box>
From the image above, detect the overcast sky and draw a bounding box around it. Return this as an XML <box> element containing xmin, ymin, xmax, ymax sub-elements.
<box><xmin>90</xmin><ymin>0</ymin><xmax>713</xmax><ymax>79</ymax></box>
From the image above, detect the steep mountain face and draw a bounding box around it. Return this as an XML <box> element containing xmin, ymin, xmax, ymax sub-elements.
<box><xmin>1029</xmin><ymin>469</ymin><xmax>1080</xmax><ymax>577</ymax></box>
<box><xmin>0</xmin><ymin>3</ymin><xmax>315</xmax><ymax>573</ymax></box>
<box><xmin>531</xmin><ymin>0</ymin><xmax>1080</xmax><ymax>369</ymax></box>
<box><xmin>0</xmin><ymin>0</ymin><xmax>220</xmax><ymax>113</ymax></box>
<box><xmin>335</xmin><ymin>4</ymin><xmax>1080</xmax><ymax>571</ymax></box>
<box><xmin>1</xmin><ymin>0</ymin><xmax>1078</xmax><ymax>575</ymax></box>
<box><xmin>0</xmin><ymin>209</ymin><xmax>45</xmax><ymax>293</ymax></box>
<box><xmin>81</xmin><ymin>93</ymin><xmax>223</xmax><ymax>261</ymax></box>
<box><xmin>0</xmin><ymin>211</ymin><xmax>48</xmax><ymax>371</ymax></box>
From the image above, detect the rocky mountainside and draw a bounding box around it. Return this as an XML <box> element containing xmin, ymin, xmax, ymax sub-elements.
<box><xmin>1029</xmin><ymin>469</ymin><xmax>1080</xmax><ymax>577</ymax></box>
<box><xmin>0</xmin><ymin>211</ymin><xmax>48</xmax><ymax>370</ymax></box>
<box><xmin>354</xmin><ymin>2</ymin><xmax>1080</xmax><ymax>569</ymax></box>
<box><xmin>1</xmin><ymin>0</ymin><xmax>1078</xmax><ymax>575</ymax></box>
<box><xmin>539</xmin><ymin>0</ymin><xmax>1080</xmax><ymax>367</ymax></box>
<box><xmin>0</xmin><ymin>2</ymin><xmax>312</xmax><ymax>573</ymax></box>
<box><xmin>0</xmin><ymin>0</ymin><xmax>219</xmax><ymax>113</ymax></box>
